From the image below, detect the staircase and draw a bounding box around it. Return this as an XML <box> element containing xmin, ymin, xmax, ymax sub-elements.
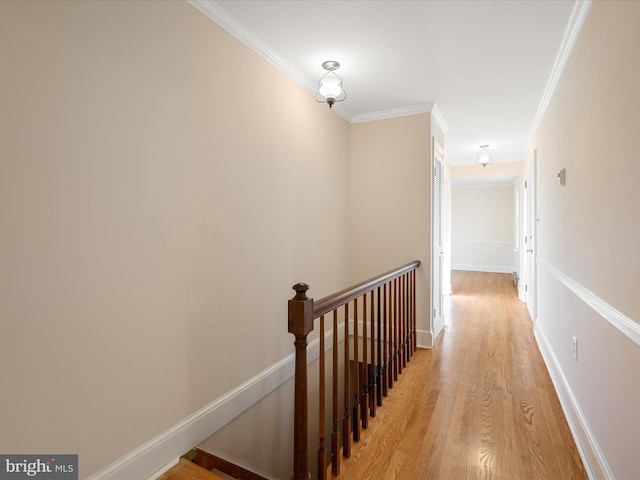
<box><xmin>158</xmin><ymin>458</ymin><xmax>228</xmax><ymax>480</ymax></box>
<box><xmin>157</xmin><ymin>449</ymin><xmax>267</xmax><ymax>480</ymax></box>
<box><xmin>163</xmin><ymin>261</ymin><xmax>421</xmax><ymax>480</ymax></box>
<box><xmin>288</xmin><ymin>261</ymin><xmax>421</xmax><ymax>479</ymax></box>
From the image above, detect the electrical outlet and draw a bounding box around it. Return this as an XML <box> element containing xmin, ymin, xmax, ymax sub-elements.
<box><xmin>572</xmin><ymin>335</ymin><xmax>577</xmax><ymax>361</ymax></box>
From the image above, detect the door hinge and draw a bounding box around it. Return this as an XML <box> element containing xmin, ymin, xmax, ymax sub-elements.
<box><xmin>433</xmin><ymin>308</ymin><xmax>436</xmax><ymax>318</ymax></box>
<box><xmin>525</xmin><ymin>180</ymin><xmax>528</xmax><ymax>188</ymax></box>
<box><xmin>525</xmin><ymin>284</ymin><xmax>528</xmax><ymax>292</ymax></box>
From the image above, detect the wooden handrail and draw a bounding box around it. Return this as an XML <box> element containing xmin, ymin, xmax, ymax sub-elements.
<box><xmin>313</xmin><ymin>261</ymin><xmax>420</xmax><ymax>318</ymax></box>
<box><xmin>288</xmin><ymin>260</ymin><xmax>420</xmax><ymax>480</ymax></box>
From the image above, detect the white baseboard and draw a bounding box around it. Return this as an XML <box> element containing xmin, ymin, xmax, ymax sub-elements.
<box><xmin>87</xmin><ymin>354</ymin><xmax>296</xmax><ymax>480</ymax></box>
<box><xmin>88</xmin><ymin>324</ymin><xmax>345</xmax><ymax>480</ymax></box>
<box><xmin>145</xmin><ymin>458</ymin><xmax>179</xmax><ymax>480</ymax></box>
<box><xmin>533</xmin><ymin>324</ymin><xmax>613</xmax><ymax>480</ymax></box>
<box><xmin>452</xmin><ymin>264</ymin><xmax>514</xmax><ymax>274</ymax></box>
<box><xmin>416</xmin><ymin>329</ymin><xmax>432</xmax><ymax>349</ymax></box>
<box><xmin>90</xmin><ymin>308</ymin><xmax>437</xmax><ymax>479</ymax></box>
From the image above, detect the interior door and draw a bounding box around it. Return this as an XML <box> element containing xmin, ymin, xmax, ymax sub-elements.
<box><xmin>432</xmin><ymin>139</ymin><xmax>444</xmax><ymax>337</ymax></box>
<box><xmin>523</xmin><ymin>150</ymin><xmax>537</xmax><ymax>321</ymax></box>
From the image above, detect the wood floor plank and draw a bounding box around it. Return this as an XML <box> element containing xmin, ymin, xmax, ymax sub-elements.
<box><xmin>332</xmin><ymin>271</ymin><xmax>586</xmax><ymax>480</ymax></box>
<box><xmin>157</xmin><ymin>458</ymin><xmax>229</xmax><ymax>480</ymax></box>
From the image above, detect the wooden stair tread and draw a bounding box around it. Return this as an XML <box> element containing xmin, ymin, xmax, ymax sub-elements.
<box><xmin>157</xmin><ymin>458</ymin><xmax>229</xmax><ymax>480</ymax></box>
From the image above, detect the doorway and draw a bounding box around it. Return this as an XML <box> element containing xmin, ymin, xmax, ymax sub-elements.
<box><xmin>450</xmin><ymin>177</ymin><xmax>519</xmax><ymax>275</ymax></box>
<box><xmin>522</xmin><ymin>150</ymin><xmax>537</xmax><ymax>321</ymax></box>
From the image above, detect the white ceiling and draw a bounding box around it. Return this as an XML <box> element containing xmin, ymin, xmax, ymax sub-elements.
<box><xmin>194</xmin><ymin>0</ymin><xmax>583</xmax><ymax>166</ymax></box>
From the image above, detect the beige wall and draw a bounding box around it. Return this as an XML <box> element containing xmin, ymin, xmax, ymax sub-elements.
<box><xmin>453</xmin><ymin>187</ymin><xmax>514</xmax><ymax>241</ymax></box>
<box><xmin>533</xmin><ymin>2</ymin><xmax>639</xmax><ymax>321</ymax></box>
<box><xmin>451</xmin><ymin>185</ymin><xmax>515</xmax><ymax>272</ymax></box>
<box><xmin>450</xmin><ymin>162</ymin><xmax>524</xmax><ymax>278</ymax></box>
<box><xmin>529</xmin><ymin>1</ymin><xmax>640</xmax><ymax>477</ymax></box>
<box><xmin>348</xmin><ymin>114</ymin><xmax>432</xmax><ymax>345</ymax></box>
<box><xmin>202</xmin><ymin>112</ymin><xmax>439</xmax><ymax>477</ymax></box>
<box><xmin>0</xmin><ymin>1</ymin><xmax>350</xmax><ymax>477</ymax></box>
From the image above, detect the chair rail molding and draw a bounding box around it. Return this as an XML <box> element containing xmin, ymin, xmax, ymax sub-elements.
<box><xmin>537</xmin><ymin>258</ymin><xmax>640</xmax><ymax>346</ymax></box>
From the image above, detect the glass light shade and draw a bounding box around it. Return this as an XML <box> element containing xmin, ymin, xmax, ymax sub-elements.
<box><xmin>319</xmin><ymin>75</ymin><xmax>342</xmax><ymax>98</ymax></box>
<box><xmin>476</xmin><ymin>145</ymin><xmax>493</xmax><ymax>167</ymax></box>
<box><xmin>478</xmin><ymin>151</ymin><xmax>490</xmax><ymax>163</ymax></box>
<box><xmin>315</xmin><ymin>65</ymin><xmax>346</xmax><ymax>108</ymax></box>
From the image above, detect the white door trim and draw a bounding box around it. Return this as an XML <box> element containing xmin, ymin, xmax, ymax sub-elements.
<box><xmin>522</xmin><ymin>150</ymin><xmax>537</xmax><ymax>321</ymax></box>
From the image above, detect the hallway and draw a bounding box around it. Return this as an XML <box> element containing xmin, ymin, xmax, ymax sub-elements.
<box><xmin>334</xmin><ymin>271</ymin><xmax>586</xmax><ymax>479</ymax></box>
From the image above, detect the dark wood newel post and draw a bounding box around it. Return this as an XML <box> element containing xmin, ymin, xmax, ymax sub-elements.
<box><xmin>288</xmin><ymin>283</ymin><xmax>314</xmax><ymax>480</ymax></box>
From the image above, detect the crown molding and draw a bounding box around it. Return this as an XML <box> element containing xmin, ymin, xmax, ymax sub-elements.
<box><xmin>351</xmin><ymin>103</ymin><xmax>432</xmax><ymax>124</ymax></box>
<box><xmin>188</xmin><ymin>0</ymin><xmax>356</xmax><ymax>122</ymax></box>
<box><xmin>431</xmin><ymin>103</ymin><xmax>449</xmax><ymax>134</ymax></box>
<box><xmin>452</xmin><ymin>176</ymin><xmax>519</xmax><ymax>189</ymax></box>
<box><xmin>188</xmin><ymin>0</ymin><xmax>448</xmax><ymax>127</ymax></box>
<box><xmin>351</xmin><ymin>102</ymin><xmax>449</xmax><ymax>127</ymax></box>
<box><xmin>187</xmin><ymin>0</ymin><xmax>315</xmax><ymax>94</ymax></box>
<box><xmin>525</xmin><ymin>0</ymin><xmax>592</xmax><ymax>151</ymax></box>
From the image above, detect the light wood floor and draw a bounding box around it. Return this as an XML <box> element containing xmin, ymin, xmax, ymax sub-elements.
<box><xmin>158</xmin><ymin>458</ymin><xmax>229</xmax><ymax>480</ymax></box>
<box><xmin>333</xmin><ymin>271</ymin><xmax>586</xmax><ymax>480</ymax></box>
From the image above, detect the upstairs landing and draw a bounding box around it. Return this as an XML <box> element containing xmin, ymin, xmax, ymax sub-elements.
<box><xmin>331</xmin><ymin>271</ymin><xmax>586</xmax><ymax>479</ymax></box>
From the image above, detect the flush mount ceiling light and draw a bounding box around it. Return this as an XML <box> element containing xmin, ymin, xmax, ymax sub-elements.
<box><xmin>476</xmin><ymin>144</ymin><xmax>493</xmax><ymax>168</ymax></box>
<box><xmin>315</xmin><ymin>60</ymin><xmax>346</xmax><ymax>109</ymax></box>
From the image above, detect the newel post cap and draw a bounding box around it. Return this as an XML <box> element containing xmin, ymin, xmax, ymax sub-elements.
<box><xmin>292</xmin><ymin>283</ymin><xmax>310</xmax><ymax>300</ymax></box>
